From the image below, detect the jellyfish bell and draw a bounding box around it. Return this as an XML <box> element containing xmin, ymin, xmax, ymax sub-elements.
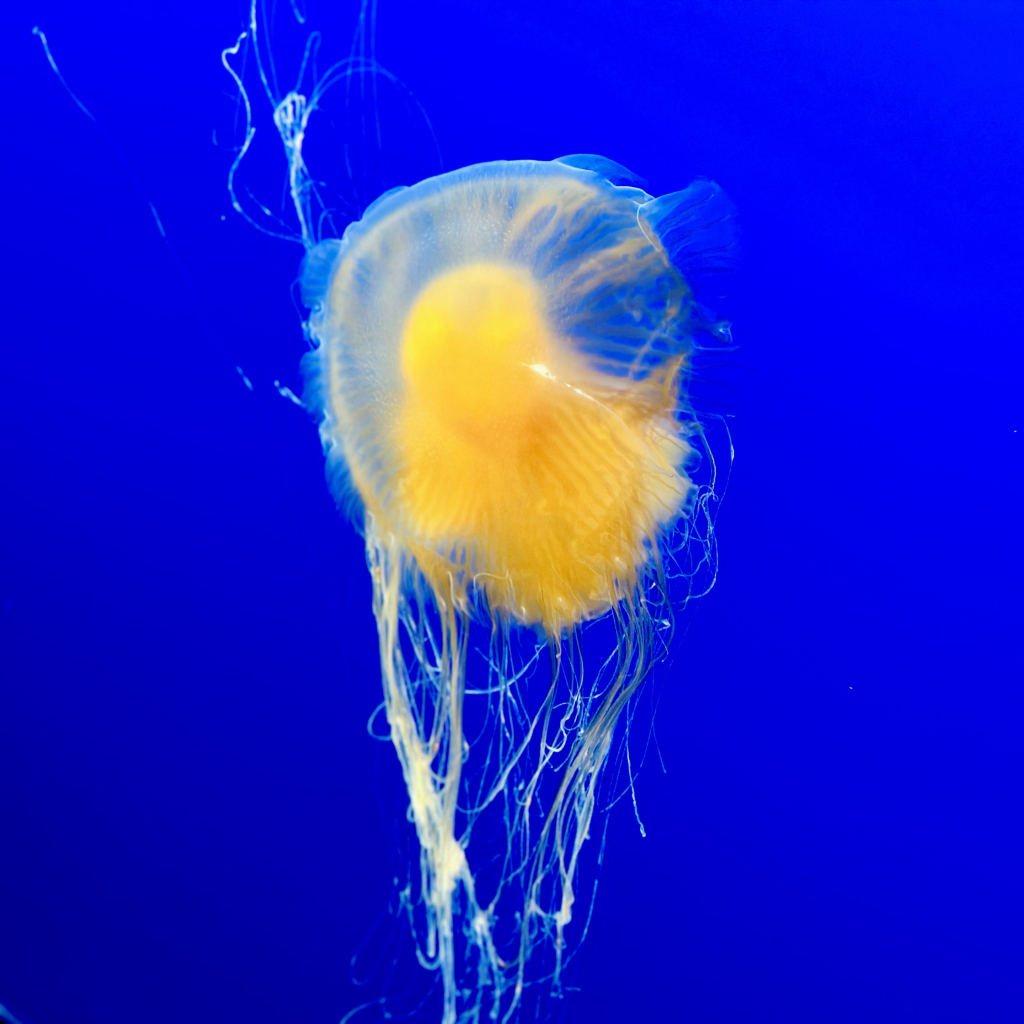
<box><xmin>300</xmin><ymin>156</ymin><xmax>735</xmax><ymax>1021</ymax></box>
<box><xmin>303</xmin><ymin>158</ymin><xmax>733</xmax><ymax>628</ymax></box>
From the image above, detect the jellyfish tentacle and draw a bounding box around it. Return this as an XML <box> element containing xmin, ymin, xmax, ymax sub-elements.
<box><xmin>369</xmin><ymin>520</ymin><xmax>515</xmax><ymax>1023</ymax></box>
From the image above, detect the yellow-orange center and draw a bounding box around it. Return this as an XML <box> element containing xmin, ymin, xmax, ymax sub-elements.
<box><xmin>394</xmin><ymin>262</ymin><xmax>685</xmax><ymax>632</ymax></box>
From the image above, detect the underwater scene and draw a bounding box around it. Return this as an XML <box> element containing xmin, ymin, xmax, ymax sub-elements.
<box><xmin>1</xmin><ymin>2</ymin><xmax>1022</xmax><ymax>1022</ymax></box>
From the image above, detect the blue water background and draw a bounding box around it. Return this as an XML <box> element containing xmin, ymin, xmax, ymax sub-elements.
<box><xmin>1</xmin><ymin>2</ymin><xmax>1022</xmax><ymax>1021</ymax></box>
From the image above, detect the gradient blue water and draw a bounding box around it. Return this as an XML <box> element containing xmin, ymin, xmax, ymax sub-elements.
<box><xmin>2</xmin><ymin>2</ymin><xmax>1022</xmax><ymax>1022</ymax></box>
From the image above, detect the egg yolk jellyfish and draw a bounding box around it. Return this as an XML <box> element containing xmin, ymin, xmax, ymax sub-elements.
<box><xmin>309</xmin><ymin>165</ymin><xmax>736</xmax><ymax>1023</ymax></box>
<box><xmin>223</xmin><ymin>4</ymin><xmax>735</xmax><ymax>1021</ymax></box>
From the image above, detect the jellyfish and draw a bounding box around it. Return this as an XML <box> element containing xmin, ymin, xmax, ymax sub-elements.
<box><xmin>297</xmin><ymin>155</ymin><xmax>735</xmax><ymax>1022</ymax></box>
<box><xmin>217</xmin><ymin>3</ymin><xmax>735</xmax><ymax>1018</ymax></box>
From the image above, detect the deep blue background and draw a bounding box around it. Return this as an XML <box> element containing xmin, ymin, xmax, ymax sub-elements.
<box><xmin>2</xmin><ymin>2</ymin><xmax>1023</xmax><ymax>1021</ymax></box>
